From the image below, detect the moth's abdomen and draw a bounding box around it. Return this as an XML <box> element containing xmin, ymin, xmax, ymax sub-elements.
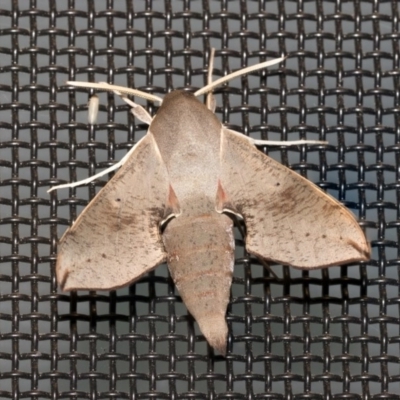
<box><xmin>162</xmin><ymin>213</ymin><xmax>234</xmax><ymax>355</ymax></box>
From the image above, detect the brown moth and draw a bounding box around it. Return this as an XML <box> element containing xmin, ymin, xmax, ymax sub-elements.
<box><xmin>50</xmin><ymin>51</ymin><xmax>370</xmax><ymax>355</ymax></box>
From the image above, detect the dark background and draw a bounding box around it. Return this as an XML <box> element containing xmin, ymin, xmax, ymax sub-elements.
<box><xmin>0</xmin><ymin>1</ymin><xmax>398</xmax><ymax>398</ymax></box>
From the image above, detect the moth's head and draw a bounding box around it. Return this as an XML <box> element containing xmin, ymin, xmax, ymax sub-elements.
<box><xmin>160</xmin><ymin>90</ymin><xmax>201</xmax><ymax>109</ymax></box>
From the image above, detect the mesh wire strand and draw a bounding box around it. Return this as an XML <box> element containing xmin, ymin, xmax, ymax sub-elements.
<box><xmin>0</xmin><ymin>0</ymin><xmax>399</xmax><ymax>398</ymax></box>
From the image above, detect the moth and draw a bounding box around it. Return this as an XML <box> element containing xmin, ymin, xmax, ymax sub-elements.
<box><xmin>50</xmin><ymin>50</ymin><xmax>370</xmax><ymax>355</ymax></box>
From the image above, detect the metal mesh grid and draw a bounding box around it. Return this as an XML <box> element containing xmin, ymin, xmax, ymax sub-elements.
<box><xmin>0</xmin><ymin>0</ymin><xmax>398</xmax><ymax>398</ymax></box>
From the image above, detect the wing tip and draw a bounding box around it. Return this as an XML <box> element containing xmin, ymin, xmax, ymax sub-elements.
<box><xmin>58</xmin><ymin>269</ymin><xmax>69</xmax><ymax>291</ymax></box>
<box><xmin>56</xmin><ymin>255</ymin><xmax>70</xmax><ymax>290</ymax></box>
<box><xmin>246</xmin><ymin>234</ymin><xmax>370</xmax><ymax>270</ymax></box>
<box><xmin>347</xmin><ymin>237</ymin><xmax>370</xmax><ymax>261</ymax></box>
<box><xmin>56</xmin><ymin>252</ymin><xmax>167</xmax><ymax>292</ymax></box>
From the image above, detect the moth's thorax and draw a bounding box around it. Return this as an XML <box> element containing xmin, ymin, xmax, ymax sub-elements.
<box><xmin>150</xmin><ymin>90</ymin><xmax>221</xmax><ymax>149</ymax></box>
<box><xmin>150</xmin><ymin>90</ymin><xmax>223</xmax><ymax>214</ymax></box>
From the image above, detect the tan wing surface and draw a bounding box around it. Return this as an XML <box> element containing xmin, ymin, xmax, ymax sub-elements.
<box><xmin>219</xmin><ymin>129</ymin><xmax>370</xmax><ymax>269</ymax></box>
<box><xmin>57</xmin><ymin>133</ymin><xmax>170</xmax><ymax>290</ymax></box>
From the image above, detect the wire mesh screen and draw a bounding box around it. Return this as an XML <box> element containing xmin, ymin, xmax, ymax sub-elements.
<box><xmin>0</xmin><ymin>0</ymin><xmax>398</xmax><ymax>398</ymax></box>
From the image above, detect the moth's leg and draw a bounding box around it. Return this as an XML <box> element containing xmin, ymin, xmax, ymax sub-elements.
<box><xmin>67</xmin><ymin>80</ymin><xmax>160</xmax><ymax>125</ymax></box>
<box><xmin>86</xmin><ymin>91</ymin><xmax>153</xmax><ymax>125</ymax></box>
<box><xmin>225</xmin><ymin>130</ymin><xmax>328</xmax><ymax>146</ymax></box>
<box><xmin>49</xmin><ymin>82</ymin><xmax>155</xmax><ymax>192</ymax></box>
<box><xmin>47</xmin><ymin>141</ymin><xmax>140</xmax><ymax>192</ymax></box>
<box><xmin>119</xmin><ymin>95</ymin><xmax>153</xmax><ymax>125</ymax></box>
<box><xmin>206</xmin><ymin>48</ymin><xmax>216</xmax><ymax>112</ymax></box>
<box><xmin>98</xmin><ymin>84</ymin><xmax>153</xmax><ymax>125</ymax></box>
<box><xmin>251</xmin><ymin>138</ymin><xmax>328</xmax><ymax>146</ymax></box>
<box><xmin>66</xmin><ymin>81</ymin><xmax>162</xmax><ymax>103</ymax></box>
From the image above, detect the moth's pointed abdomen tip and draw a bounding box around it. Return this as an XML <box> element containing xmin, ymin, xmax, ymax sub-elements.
<box><xmin>199</xmin><ymin>316</ymin><xmax>228</xmax><ymax>356</ymax></box>
<box><xmin>208</xmin><ymin>333</ymin><xmax>227</xmax><ymax>356</ymax></box>
<box><xmin>215</xmin><ymin>342</ymin><xmax>227</xmax><ymax>357</ymax></box>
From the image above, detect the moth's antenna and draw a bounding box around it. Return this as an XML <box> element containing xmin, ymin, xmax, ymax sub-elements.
<box><xmin>206</xmin><ymin>48</ymin><xmax>216</xmax><ymax>110</ymax></box>
<box><xmin>66</xmin><ymin>81</ymin><xmax>163</xmax><ymax>104</ymax></box>
<box><xmin>207</xmin><ymin>48</ymin><xmax>216</xmax><ymax>86</ymax></box>
<box><xmin>194</xmin><ymin>56</ymin><xmax>285</xmax><ymax>97</ymax></box>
